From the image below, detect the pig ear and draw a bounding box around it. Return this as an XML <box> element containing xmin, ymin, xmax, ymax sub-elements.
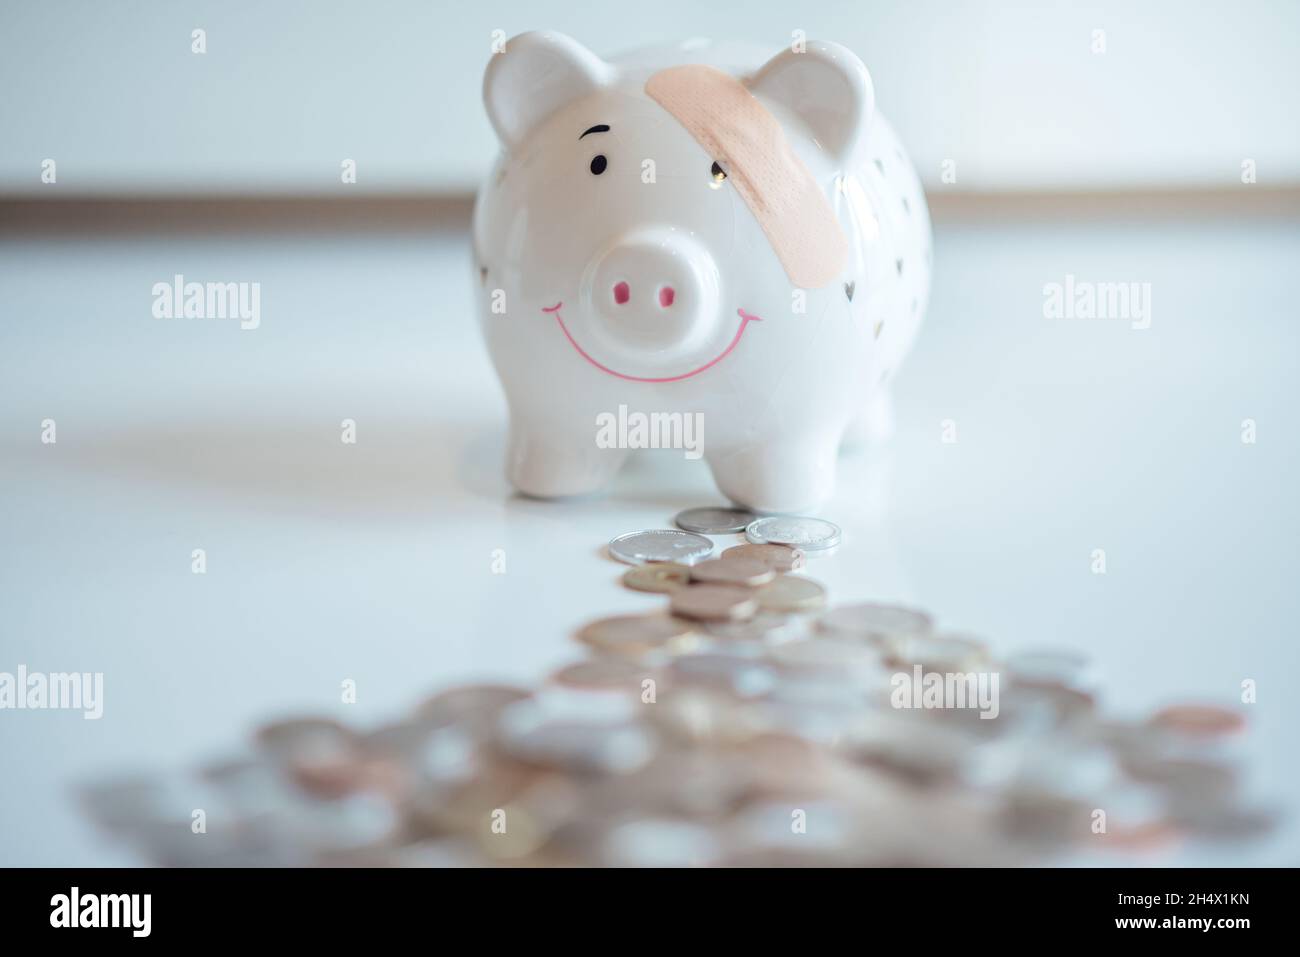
<box><xmin>748</xmin><ymin>41</ymin><xmax>874</xmax><ymax>166</ymax></box>
<box><xmin>483</xmin><ymin>31</ymin><xmax>611</xmax><ymax>150</ymax></box>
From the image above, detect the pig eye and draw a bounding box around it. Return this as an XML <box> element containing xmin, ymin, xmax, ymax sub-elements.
<box><xmin>590</xmin><ymin>154</ymin><xmax>608</xmax><ymax>176</ymax></box>
<box><xmin>710</xmin><ymin>161</ymin><xmax>727</xmax><ymax>184</ymax></box>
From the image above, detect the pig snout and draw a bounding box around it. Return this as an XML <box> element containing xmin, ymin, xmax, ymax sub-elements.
<box><xmin>583</xmin><ymin>229</ymin><xmax>721</xmax><ymax>352</ymax></box>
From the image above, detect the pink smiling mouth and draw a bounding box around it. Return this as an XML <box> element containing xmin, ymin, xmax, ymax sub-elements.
<box><xmin>542</xmin><ymin>303</ymin><xmax>763</xmax><ymax>383</ymax></box>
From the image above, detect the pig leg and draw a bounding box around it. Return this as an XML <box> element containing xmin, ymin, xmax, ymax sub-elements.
<box><xmin>706</xmin><ymin>431</ymin><xmax>841</xmax><ymax>514</ymax></box>
<box><xmin>506</xmin><ymin>419</ymin><xmax>629</xmax><ymax>499</ymax></box>
<box><xmin>840</xmin><ymin>391</ymin><xmax>895</xmax><ymax>451</ymax></box>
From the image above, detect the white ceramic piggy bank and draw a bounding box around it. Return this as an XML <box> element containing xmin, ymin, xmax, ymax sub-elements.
<box><xmin>473</xmin><ymin>32</ymin><xmax>930</xmax><ymax>513</ymax></box>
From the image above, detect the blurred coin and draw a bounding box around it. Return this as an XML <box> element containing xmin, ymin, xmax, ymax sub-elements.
<box><xmin>1165</xmin><ymin>794</ymin><xmax>1278</xmax><ymax>840</ymax></box>
<box><xmin>817</xmin><ymin>603</ymin><xmax>933</xmax><ymax>642</ymax></box>
<box><xmin>498</xmin><ymin>718</ymin><xmax>655</xmax><ymax>775</ymax></box>
<box><xmin>410</xmin><ymin>751</ymin><xmax>543</xmax><ymax>834</ymax></box>
<box><xmin>625</xmin><ymin>748</ymin><xmax>753</xmax><ymax>817</ymax></box>
<box><xmin>689</xmin><ymin>557</ymin><xmax>776</xmax><ymax>588</ymax></box>
<box><xmin>360</xmin><ymin>715</ymin><xmax>482</xmax><ymax>793</ymax></box>
<box><xmin>1000</xmin><ymin>790</ymin><xmax>1095</xmax><ymax>845</ymax></box>
<box><xmin>622</xmin><ymin>562</ymin><xmax>691</xmax><ymax>593</ymax></box>
<box><xmin>674</xmin><ymin>506</ymin><xmax>755</xmax><ymax>535</ymax></box>
<box><xmin>842</xmin><ymin>711</ymin><xmax>971</xmax><ymax>785</ymax></box>
<box><xmin>648</xmin><ymin>688</ymin><xmax>770</xmax><ymax>745</ymax></box>
<box><xmin>692</xmin><ymin>636</ymin><xmax>768</xmax><ymax>658</ymax></box>
<box><xmin>254</xmin><ymin>717</ymin><xmax>365</xmax><ymax>798</ymax></box>
<box><xmin>705</xmin><ymin>613</ymin><xmax>803</xmax><ymax>644</ymax></box>
<box><xmin>737</xmin><ymin>732</ymin><xmax>839</xmax><ymax>798</ymax></box>
<box><xmin>767</xmin><ymin>639</ymin><xmax>889</xmax><ymax>703</ymax></box>
<box><xmin>359</xmin><ymin>719</ymin><xmax>424</xmax><ymax>758</ymax></box>
<box><xmin>1013</xmin><ymin>740</ymin><xmax>1120</xmax><ymax>799</ymax></box>
<box><xmin>881</xmin><ymin>792</ymin><xmax>1027</xmax><ymax>867</ymax></box>
<box><xmin>415</xmin><ymin>684</ymin><xmax>532</xmax><ymax>731</ymax></box>
<box><xmin>1005</xmin><ymin>648</ymin><xmax>1092</xmax><ymax>688</ymax></box>
<box><xmin>129</xmin><ymin>817</ymin><xmax>285</xmax><ymax>868</ymax></box>
<box><xmin>600</xmin><ymin>816</ymin><xmax>724</xmax><ymax>867</ymax></box>
<box><xmin>1151</xmin><ymin>704</ymin><xmax>1246</xmax><ymax>737</ymax></box>
<box><xmin>1123</xmin><ymin>756</ymin><xmax>1238</xmax><ymax>798</ymax></box>
<box><xmin>765</xmin><ymin>673</ymin><xmax>865</xmax><ymax>710</ymax></box>
<box><xmin>763</xmin><ymin>689</ymin><xmax>870</xmax><ymax>744</ymax></box>
<box><xmin>1001</xmin><ymin>682</ymin><xmax>1096</xmax><ymax>728</ymax></box>
<box><xmin>255</xmin><ymin>717</ymin><xmax>355</xmax><ymax>762</ymax></box>
<box><xmin>768</xmin><ymin>635</ymin><xmax>879</xmax><ymax>674</ymax></box>
<box><xmin>1090</xmin><ymin>783</ymin><xmax>1178</xmax><ymax>850</ymax></box>
<box><xmin>895</xmin><ymin>632</ymin><xmax>989</xmax><ymax>671</ymax></box>
<box><xmin>1080</xmin><ymin>718</ymin><xmax>1164</xmax><ymax>760</ymax></box>
<box><xmin>723</xmin><ymin>542</ymin><xmax>806</xmax><ymax>572</ymax></box>
<box><xmin>79</xmin><ymin>771</ymin><xmax>230</xmax><ymax>849</ymax></box>
<box><xmin>609</xmin><ymin>529</ymin><xmax>713</xmax><ymax>565</ymax></box>
<box><xmin>575</xmin><ymin>614</ymin><xmax>697</xmax><ymax>656</ymax></box>
<box><xmin>667</xmin><ymin>653</ymin><xmax>777</xmax><ymax>699</ymax></box>
<box><xmin>200</xmin><ymin>757</ymin><xmax>302</xmax><ymax>817</ymax></box>
<box><xmin>476</xmin><ymin>773</ymin><xmax>583</xmax><ymax>859</ymax></box>
<box><xmin>531</xmin><ymin>685</ymin><xmax>642</xmax><ymax>723</ymax></box>
<box><xmin>755</xmin><ymin>575</ymin><xmax>827</xmax><ymax>613</ymax></box>
<box><xmin>745</xmin><ymin>516</ymin><xmax>841</xmax><ymax>552</ymax></box>
<box><xmin>292</xmin><ymin>789</ymin><xmax>404</xmax><ymax>854</ymax></box>
<box><xmin>354</xmin><ymin>721</ymin><xmax>435</xmax><ymax>800</ymax></box>
<box><xmin>387</xmin><ymin>837</ymin><xmax>488</xmax><ymax>868</ymax></box>
<box><xmin>402</xmin><ymin>725</ymin><xmax>480</xmax><ymax>789</ymax></box>
<box><xmin>550</xmin><ymin>657</ymin><xmax>655</xmax><ymax>693</ymax></box>
<box><xmin>77</xmin><ymin>774</ymin><xmax>169</xmax><ymax>831</ymax></box>
<box><xmin>670</xmin><ymin>585</ymin><xmax>758</xmax><ymax>622</ymax></box>
<box><xmin>724</xmin><ymin>799</ymin><xmax>859</xmax><ymax>863</ymax></box>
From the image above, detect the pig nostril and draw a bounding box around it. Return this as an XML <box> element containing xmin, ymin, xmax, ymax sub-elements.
<box><xmin>659</xmin><ymin>286</ymin><xmax>675</xmax><ymax>308</ymax></box>
<box><xmin>613</xmin><ymin>281</ymin><xmax>630</xmax><ymax>305</ymax></box>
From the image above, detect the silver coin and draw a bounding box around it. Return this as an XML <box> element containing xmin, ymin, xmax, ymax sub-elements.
<box><xmin>745</xmin><ymin>516</ymin><xmax>841</xmax><ymax>551</ymax></box>
<box><xmin>674</xmin><ymin>506</ymin><xmax>756</xmax><ymax>535</ymax></box>
<box><xmin>609</xmin><ymin>529</ymin><xmax>714</xmax><ymax>565</ymax></box>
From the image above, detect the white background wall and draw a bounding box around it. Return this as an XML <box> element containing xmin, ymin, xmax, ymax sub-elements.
<box><xmin>2</xmin><ymin>0</ymin><xmax>1297</xmax><ymax>197</ymax></box>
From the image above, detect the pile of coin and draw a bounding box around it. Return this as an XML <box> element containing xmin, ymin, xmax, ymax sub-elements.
<box><xmin>79</xmin><ymin>507</ymin><xmax>1274</xmax><ymax>866</ymax></box>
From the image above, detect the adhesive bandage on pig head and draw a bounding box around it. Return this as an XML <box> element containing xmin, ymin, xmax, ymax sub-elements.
<box><xmin>646</xmin><ymin>63</ymin><xmax>850</xmax><ymax>290</ymax></box>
